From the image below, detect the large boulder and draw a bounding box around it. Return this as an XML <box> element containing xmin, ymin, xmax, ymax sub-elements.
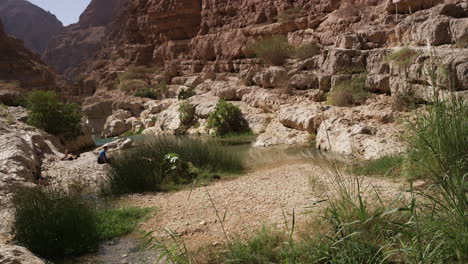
<box><xmin>386</xmin><ymin>0</ymin><xmax>445</xmax><ymax>14</ymax></box>
<box><xmin>252</xmin><ymin>67</ymin><xmax>288</xmax><ymax>88</ymax></box>
<box><xmin>254</xmin><ymin>119</ymin><xmax>310</xmax><ymax>147</ymax></box>
<box><xmin>316</xmin><ymin>117</ymin><xmax>405</xmax><ymax>159</ymax></box>
<box><xmin>278</xmin><ymin>104</ymin><xmax>324</xmax><ymax>133</ymax></box>
<box><xmin>290</xmin><ymin>73</ymin><xmax>318</xmax><ymax>90</ymax></box>
<box><xmin>101</xmin><ymin>109</ymin><xmax>132</xmax><ymax>138</ymax></box>
<box><xmin>0</xmin><ymin>243</ymin><xmax>45</xmax><ymax>264</ymax></box>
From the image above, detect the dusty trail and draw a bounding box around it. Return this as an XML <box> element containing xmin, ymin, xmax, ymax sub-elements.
<box><xmin>122</xmin><ymin>162</ymin><xmax>403</xmax><ymax>248</ymax></box>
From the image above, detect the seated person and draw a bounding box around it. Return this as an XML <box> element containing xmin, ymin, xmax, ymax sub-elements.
<box><xmin>97</xmin><ymin>146</ymin><xmax>111</xmax><ymax>164</ymax></box>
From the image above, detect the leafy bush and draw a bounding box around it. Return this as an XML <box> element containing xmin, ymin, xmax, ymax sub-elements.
<box><xmin>178</xmin><ymin>86</ymin><xmax>196</xmax><ymax>100</ymax></box>
<box><xmin>207</xmin><ymin>99</ymin><xmax>249</xmax><ymax>136</ymax></box>
<box><xmin>351</xmin><ymin>155</ymin><xmax>404</xmax><ymax>178</ymax></box>
<box><xmin>134</xmin><ymin>87</ymin><xmax>158</xmax><ymax>99</ymax></box>
<box><xmin>26</xmin><ymin>90</ymin><xmax>82</xmax><ymax>139</ymax></box>
<box><xmin>102</xmin><ymin>137</ymin><xmax>244</xmax><ymax>195</ymax></box>
<box><xmin>178</xmin><ymin>101</ymin><xmax>196</xmax><ymax>127</ymax></box>
<box><xmin>12</xmin><ymin>187</ymin><xmax>99</xmax><ymax>260</ymax></box>
<box><xmin>385</xmin><ymin>47</ymin><xmax>418</xmax><ymax>66</ymax></box>
<box><xmin>250</xmin><ymin>35</ymin><xmax>293</xmax><ymax>66</ymax></box>
<box><xmin>96</xmin><ymin>207</ymin><xmax>152</xmax><ymax>240</ymax></box>
<box><xmin>326</xmin><ymin>74</ymin><xmax>371</xmax><ymax>106</ymax></box>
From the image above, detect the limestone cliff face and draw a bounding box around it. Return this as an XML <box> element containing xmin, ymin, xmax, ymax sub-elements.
<box><xmin>76</xmin><ymin>0</ymin><xmax>465</xmax><ymax>89</ymax></box>
<box><xmin>43</xmin><ymin>0</ymin><xmax>129</xmax><ymax>79</ymax></box>
<box><xmin>0</xmin><ymin>0</ymin><xmax>63</xmax><ymax>54</ymax></box>
<box><xmin>0</xmin><ymin>18</ymin><xmax>63</xmax><ymax>92</ymax></box>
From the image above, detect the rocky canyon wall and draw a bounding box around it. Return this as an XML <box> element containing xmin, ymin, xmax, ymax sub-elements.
<box><xmin>0</xmin><ymin>19</ymin><xmax>64</xmax><ymax>94</ymax></box>
<box><xmin>0</xmin><ymin>0</ymin><xmax>63</xmax><ymax>54</ymax></box>
<box><xmin>43</xmin><ymin>0</ymin><xmax>129</xmax><ymax>80</ymax></box>
<box><xmin>61</xmin><ymin>0</ymin><xmax>464</xmax><ymax>93</ymax></box>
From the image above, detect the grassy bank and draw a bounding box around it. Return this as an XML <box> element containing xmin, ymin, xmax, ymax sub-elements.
<box><xmin>102</xmin><ymin>136</ymin><xmax>245</xmax><ymax>195</ymax></box>
<box><xmin>149</xmin><ymin>89</ymin><xmax>467</xmax><ymax>263</ymax></box>
<box><xmin>11</xmin><ymin>186</ymin><xmax>152</xmax><ymax>261</ymax></box>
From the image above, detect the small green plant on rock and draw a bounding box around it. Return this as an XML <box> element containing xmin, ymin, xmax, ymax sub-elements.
<box><xmin>385</xmin><ymin>47</ymin><xmax>418</xmax><ymax>67</ymax></box>
<box><xmin>326</xmin><ymin>74</ymin><xmax>371</xmax><ymax>106</ymax></box>
<box><xmin>250</xmin><ymin>35</ymin><xmax>293</xmax><ymax>66</ymax></box>
<box><xmin>207</xmin><ymin>99</ymin><xmax>249</xmax><ymax>136</ymax></box>
<box><xmin>178</xmin><ymin>86</ymin><xmax>196</xmax><ymax>100</ymax></box>
<box><xmin>134</xmin><ymin>87</ymin><xmax>158</xmax><ymax>99</ymax></box>
<box><xmin>178</xmin><ymin>100</ymin><xmax>196</xmax><ymax>127</ymax></box>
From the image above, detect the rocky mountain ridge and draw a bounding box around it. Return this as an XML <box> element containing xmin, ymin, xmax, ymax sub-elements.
<box><xmin>0</xmin><ymin>0</ymin><xmax>63</xmax><ymax>54</ymax></box>
<box><xmin>43</xmin><ymin>0</ymin><xmax>129</xmax><ymax>80</ymax></box>
<box><xmin>0</xmin><ymin>18</ymin><xmax>66</xmax><ymax>95</ymax></box>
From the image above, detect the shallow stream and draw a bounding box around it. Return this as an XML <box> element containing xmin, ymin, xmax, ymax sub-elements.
<box><xmin>68</xmin><ymin>135</ymin><xmax>320</xmax><ymax>263</ymax></box>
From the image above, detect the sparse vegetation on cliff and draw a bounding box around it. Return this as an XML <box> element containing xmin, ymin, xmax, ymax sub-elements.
<box><xmin>385</xmin><ymin>47</ymin><xmax>418</xmax><ymax>66</ymax></box>
<box><xmin>250</xmin><ymin>35</ymin><xmax>293</xmax><ymax>66</ymax></box>
<box><xmin>178</xmin><ymin>86</ymin><xmax>196</xmax><ymax>100</ymax></box>
<box><xmin>26</xmin><ymin>90</ymin><xmax>82</xmax><ymax>139</ymax></box>
<box><xmin>207</xmin><ymin>99</ymin><xmax>249</xmax><ymax>136</ymax></box>
<box><xmin>134</xmin><ymin>86</ymin><xmax>158</xmax><ymax>99</ymax></box>
<box><xmin>326</xmin><ymin>74</ymin><xmax>370</xmax><ymax>106</ymax></box>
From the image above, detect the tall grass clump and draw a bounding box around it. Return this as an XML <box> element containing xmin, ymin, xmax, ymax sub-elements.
<box><xmin>351</xmin><ymin>154</ymin><xmax>404</xmax><ymax>178</ymax></box>
<box><xmin>250</xmin><ymin>35</ymin><xmax>293</xmax><ymax>66</ymax></box>
<box><xmin>102</xmin><ymin>137</ymin><xmax>244</xmax><ymax>195</ymax></box>
<box><xmin>327</xmin><ymin>74</ymin><xmax>371</xmax><ymax>106</ymax></box>
<box><xmin>12</xmin><ymin>187</ymin><xmax>99</xmax><ymax>260</ymax></box>
<box><xmin>401</xmin><ymin>89</ymin><xmax>467</xmax><ymax>262</ymax></box>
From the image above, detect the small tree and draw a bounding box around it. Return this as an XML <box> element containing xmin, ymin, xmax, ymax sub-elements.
<box><xmin>26</xmin><ymin>90</ymin><xmax>82</xmax><ymax>139</ymax></box>
<box><xmin>207</xmin><ymin>99</ymin><xmax>249</xmax><ymax>136</ymax></box>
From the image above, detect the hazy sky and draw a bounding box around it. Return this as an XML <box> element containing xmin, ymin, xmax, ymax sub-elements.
<box><xmin>27</xmin><ymin>0</ymin><xmax>91</xmax><ymax>26</ymax></box>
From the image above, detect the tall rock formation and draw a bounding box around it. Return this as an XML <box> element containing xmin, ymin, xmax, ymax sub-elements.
<box><xmin>0</xmin><ymin>18</ymin><xmax>63</xmax><ymax>92</ymax></box>
<box><xmin>43</xmin><ymin>0</ymin><xmax>128</xmax><ymax>79</ymax></box>
<box><xmin>0</xmin><ymin>0</ymin><xmax>63</xmax><ymax>54</ymax></box>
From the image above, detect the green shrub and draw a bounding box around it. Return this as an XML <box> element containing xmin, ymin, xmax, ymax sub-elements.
<box><xmin>178</xmin><ymin>101</ymin><xmax>196</xmax><ymax>127</ymax></box>
<box><xmin>351</xmin><ymin>155</ymin><xmax>404</xmax><ymax>178</ymax></box>
<box><xmin>102</xmin><ymin>137</ymin><xmax>244</xmax><ymax>195</ymax></box>
<box><xmin>134</xmin><ymin>87</ymin><xmax>158</xmax><ymax>99</ymax></box>
<box><xmin>250</xmin><ymin>35</ymin><xmax>293</xmax><ymax>66</ymax></box>
<box><xmin>12</xmin><ymin>187</ymin><xmax>99</xmax><ymax>259</ymax></box>
<box><xmin>207</xmin><ymin>99</ymin><xmax>249</xmax><ymax>136</ymax></box>
<box><xmin>327</xmin><ymin>74</ymin><xmax>371</xmax><ymax>106</ymax></box>
<box><xmin>26</xmin><ymin>90</ymin><xmax>82</xmax><ymax>139</ymax></box>
<box><xmin>178</xmin><ymin>86</ymin><xmax>196</xmax><ymax>100</ymax></box>
<box><xmin>385</xmin><ymin>47</ymin><xmax>418</xmax><ymax>66</ymax></box>
<box><xmin>96</xmin><ymin>207</ymin><xmax>152</xmax><ymax>240</ymax></box>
